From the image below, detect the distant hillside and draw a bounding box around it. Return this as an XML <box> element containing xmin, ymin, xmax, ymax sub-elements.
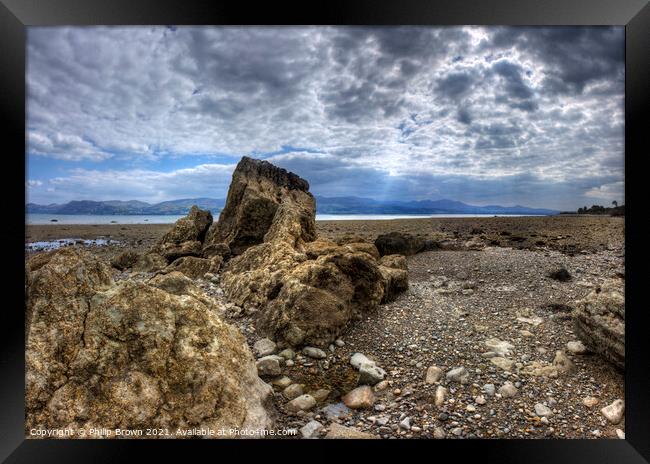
<box><xmin>315</xmin><ymin>196</ymin><xmax>559</xmax><ymax>215</ymax></box>
<box><xmin>27</xmin><ymin>196</ymin><xmax>558</xmax><ymax>216</ymax></box>
<box><xmin>27</xmin><ymin>198</ymin><xmax>226</xmax><ymax>215</ymax></box>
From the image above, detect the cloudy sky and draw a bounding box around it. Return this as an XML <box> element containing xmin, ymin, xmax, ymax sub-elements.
<box><xmin>26</xmin><ymin>26</ymin><xmax>624</xmax><ymax>210</ymax></box>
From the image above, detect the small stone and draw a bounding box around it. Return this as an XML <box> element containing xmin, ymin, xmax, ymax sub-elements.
<box><xmin>446</xmin><ymin>366</ymin><xmax>470</xmax><ymax>384</ymax></box>
<box><xmin>616</xmin><ymin>429</ymin><xmax>625</xmax><ymax>439</ymax></box>
<box><xmin>342</xmin><ymin>386</ymin><xmax>375</xmax><ymax>409</ymax></box>
<box><xmin>374</xmin><ymin>380</ymin><xmax>390</xmax><ymax>391</ymax></box>
<box><xmin>483</xmin><ymin>384</ymin><xmax>496</xmax><ymax>396</ymax></box>
<box><xmin>433</xmin><ymin>427</ymin><xmax>446</xmax><ymax>439</ymax></box>
<box><xmin>278</xmin><ymin>348</ymin><xmax>296</xmax><ymax>360</ymax></box>
<box><xmin>451</xmin><ymin>427</ymin><xmax>463</xmax><ymax>436</ymax></box>
<box><xmin>310</xmin><ymin>389</ymin><xmax>331</xmax><ymax>403</ymax></box>
<box><xmin>535</xmin><ymin>403</ymin><xmax>553</xmax><ymax>417</ymax></box>
<box><xmin>350</xmin><ymin>353</ymin><xmax>374</xmax><ymax>369</ymax></box>
<box><xmin>303</xmin><ymin>347</ymin><xmax>327</xmax><ymax>359</ymax></box>
<box><xmin>271</xmin><ymin>376</ymin><xmax>292</xmax><ymax>388</ymax></box>
<box><xmin>434</xmin><ymin>386</ymin><xmax>447</xmax><ymax>407</ymax></box>
<box><xmin>335</xmin><ymin>339</ymin><xmax>345</xmax><ymax>347</ymax></box>
<box><xmin>283</xmin><ymin>383</ymin><xmax>304</xmax><ymax>400</ymax></box>
<box><xmin>475</xmin><ymin>395</ymin><xmax>486</xmax><ymax>405</ymax></box>
<box><xmin>466</xmin><ymin>405</ymin><xmax>476</xmax><ymax>412</ymax></box>
<box><xmin>253</xmin><ymin>338</ymin><xmax>277</xmax><ymax>357</ymax></box>
<box><xmin>285</xmin><ymin>359</ymin><xmax>295</xmax><ymax>367</ymax></box>
<box><xmin>566</xmin><ymin>341</ymin><xmax>587</xmax><ymax>354</ymax></box>
<box><xmin>399</xmin><ymin>417</ymin><xmax>411</xmax><ymax>430</ymax></box>
<box><xmin>583</xmin><ymin>396</ymin><xmax>599</xmax><ymax>408</ymax></box>
<box><xmin>425</xmin><ymin>365</ymin><xmax>443</xmax><ymax>384</ymax></box>
<box><xmin>498</xmin><ymin>381</ymin><xmax>518</xmax><ymax>398</ymax></box>
<box><xmin>256</xmin><ymin>356</ymin><xmax>282</xmax><ymax>377</ymax></box>
<box><xmin>359</xmin><ymin>363</ymin><xmax>386</xmax><ymax>386</ymax></box>
<box><xmin>300</xmin><ymin>420</ymin><xmax>323</xmax><ymax>438</ymax></box>
<box><xmin>411</xmin><ymin>426</ymin><xmax>422</xmax><ymax>433</ymax></box>
<box><xmin>601</xmin><ymin>399</ymin><xmax>625</xmax><ymax>424</ymax></box>
<box><xmin>286</xmin><ymin>394</ymin><xmax>317</xmax><ymax>413</ymax></box>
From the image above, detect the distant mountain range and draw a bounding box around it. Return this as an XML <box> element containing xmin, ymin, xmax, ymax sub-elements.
<box><xmin>27</xmin><ymin>196</ymin><xmax>559</xmax><ymax>216</ymax></box>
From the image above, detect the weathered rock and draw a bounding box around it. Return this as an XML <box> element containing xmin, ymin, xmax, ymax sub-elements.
<box><xmin>271</xmin><ymin>376</ymin><xmax>293</xmax><ymax>389</ymax></box>
<box><xmin>278</xmin><ymin>348</ymin><xmax>295</xmax><ymax>360</ymax></box>
<box><xmin>553</xmin><ymin>350</ymin><xmax>574</xmax><ymax>374</ymax></box>
<box><xmin>350</xmin><ymin>353</ymin><xmax>374</xmax><ymax>369</ymax></box>
<box><xmin>204</xmin><ymin>156</ymin><xmax>315</xmax><ymax>256</ymax></box>
<box><xmin>582</xmin><ymin>396</ymin><xmax>599</xmax><ymax>408</ymax></box>
<box><xmin>26</xmin><ymin>249</ymin><xmax>273</xmax><ymax>436</ymax></box>
<box><xmin>374</xmin><ymin>232</ymin><xmax>434</xmax><ymax>256</ymax></box>
<box><xmin>601</xmin><ymin>399</ymin><xmax>625</xmax><ymax>424</ymax></box>
<box><xmin>321</xmin><ymin>402</ymin><xmax>352</xmax><ymax>420</ymax></box>
<box><xmin>342</xmin><ymin>386</ymin><xmax>375</xmax><ymax>409</ymax></box>
<box><xmin>110</xmin><ymin>250</ymin><xmax>140</xmax><ymax>270</ymax></box>
<box><xmin>202</xmin><ymin>242</ymin><xmax>231</xmax><ymax>259</ymax></box>
<box><xmin>154</xmin><ymin>206</ymin><xmax>213</xmax><ymax>262</ymax></box>
<box><xmin>324</xmin><ymin>423</ymin><xmax>376</xmax><ymax>439</ymax></box>
<box><xmin>574</xmin><ymin>279</ymin><xmax>625</xmax><ymax>370</ymax></box>
<box><xmin>216</xmin><ymin>158</ymin><xmax>408</xmax><ymax>347</ymax></box>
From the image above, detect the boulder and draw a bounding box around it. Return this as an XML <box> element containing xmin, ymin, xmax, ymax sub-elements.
<box><xmin>204</xmin><ymin>156</ymin><xmax>316</xmax><ymax>256</ymax></box>
<box><xmin>110</xmin><ymin>250</ymin><xmax>140</xmax><ymax>270</ymax></box>
<box><xmin>573</xmin><ymin>279</ymin><xmax>624</xmax><ymax>370</ymax></box>
<box><xmin>26</xmin><ymin>248</ymin><xmax>273</xmax><ymax>436</ymax></box>
<box><xmin>217</xmin><ymin>157</ymin><xmax>407</xmax><ymax>347</ymax></box>
<box><xmin>154</xmin><ymin>205</ymin><xmax>213</xmax><ymax>262</ymax></box>
<box><xmin>374</xmin><ymin>232</ymin><xmax>436</xmax><ymax>256</ymax></box>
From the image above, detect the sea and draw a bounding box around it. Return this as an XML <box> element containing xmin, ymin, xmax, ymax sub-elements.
<box><xmin>27</xmin><ymin>213</ymin><xmax>542</xmax><ymax>225</ymax></box>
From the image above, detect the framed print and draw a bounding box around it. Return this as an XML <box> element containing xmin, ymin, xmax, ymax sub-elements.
<box><xmin>1</xmin><ymin>0</ymin><xmax>648</xmax><ymax>461</ymax></box>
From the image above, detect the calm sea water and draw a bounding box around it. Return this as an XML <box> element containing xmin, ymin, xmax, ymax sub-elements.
<box><xmin>27</xmin><ymin>213</ymin><xmax>541</xmax><ymax>225</ymax></box>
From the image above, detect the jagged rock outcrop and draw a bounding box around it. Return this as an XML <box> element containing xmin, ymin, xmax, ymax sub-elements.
<box><xmin>573</xmin><ymin>279</ymin><xmax>625</xmax><ymax>370</ymax></box>
<box><xmin>217</xmin><ymin>157</ymin><xmax>408</xmax><ymax>347</ymax></box>
<box><xmin>162</xmin><ymin>256</ymin><xmax>222</xmax><ymax>279</ymax></box>
<box><xmin>154</xmin><ymin>205</ymin><xmax>213</xmax><ymax>262</ymax></box>
<box><xmin>26</xmin><ymin>248</ymin><xmax>274</xmax><ymax>437</ymax></box>
<box><xmin>203</xmin><ymin>156</ymin><xmax>316</xmax><ymax>256</ymax></box>
<box><xmin>110</xmin><ymin>250</ymin><xmax>140</xmax><ymax>270</ymax></box>
<box><xmin>374</xmin><ymin>232</ymin><xmax>439</xmax><ymax>256</ymax></box>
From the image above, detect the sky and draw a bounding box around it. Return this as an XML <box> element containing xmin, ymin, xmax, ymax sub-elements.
<box><xmin>26</xmin><ymin>26</ymin><xmax>624</xmax><ymax>210</ymax></box>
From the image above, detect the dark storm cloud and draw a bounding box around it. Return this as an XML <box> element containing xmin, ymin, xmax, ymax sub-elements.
<box><xmin>26</xmin><ymin>26</ymin><xmax>624</xmax><ymax>209</ymax></box>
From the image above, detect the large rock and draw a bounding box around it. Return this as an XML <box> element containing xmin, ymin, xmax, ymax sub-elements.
<box><xmin>25</xmin><ymin>248</ymin><xmax>273</xmax><ymax>437</ymax></box>
<box><xmin>154</xmin><ymin>205</ymin><xmax>213</xmax><ymax>262</ymax></box>
<box><xmin>110</xmin><ymin>250</ymin><xmax>140</xmax><ymax>270</ymax></box>
<box><xmin>204</xmin><ymin>156</ymin><xmax>316</xmax><ymax>256</ymax></box>
<box><xmin>573</xmin><ymin>279</ymin><xmax>624</xmax><ymax>370</ymax></box>
<box><xmin>374</xmin><ymin>232</ymin><xmax>437</xmax><ymax>256</ymax></box>
<box><xmin>217</xmin><ymin>158</ymin><xmax>408</xmax><ymax>347</ymax></box>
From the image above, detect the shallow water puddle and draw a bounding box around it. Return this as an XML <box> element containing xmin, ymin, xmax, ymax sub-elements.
<box><xmin>26</xmin><ymin>238</ymin><xmax>120</xmax><ymax>251</ymax></box>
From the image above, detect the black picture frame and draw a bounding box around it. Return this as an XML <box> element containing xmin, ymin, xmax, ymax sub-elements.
<box><xmin>1</xmin><ymin>0</ymin><xmax>648</xmax><ymax>461</ymax></box>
